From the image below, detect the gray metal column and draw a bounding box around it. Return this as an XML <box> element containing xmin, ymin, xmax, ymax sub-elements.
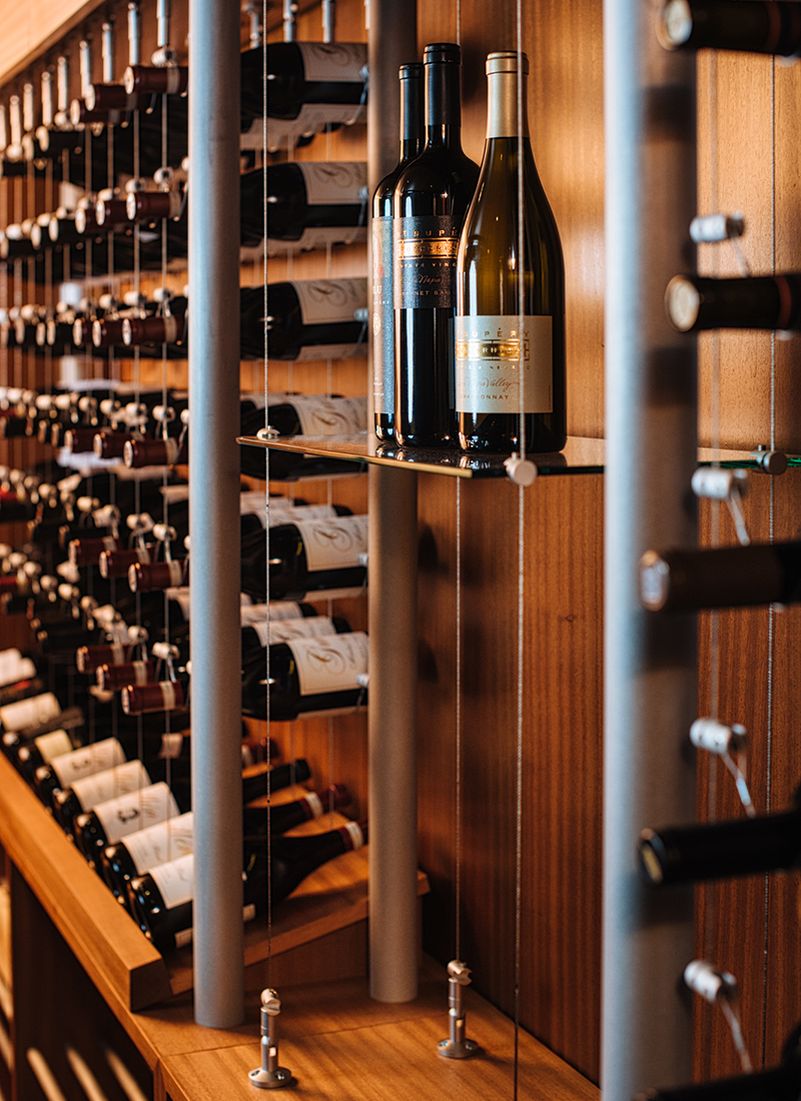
<box><xmin>367</xmin><ymin>0</ymin><xmax>419</xmax><ymax>1004</ymax></box>
<box><xmin>602</xmin><ymin>0</ymin><xmax>698</xmax><ymax>1096</ymax></box>
<box><xmin>188</xmin><ymin>0</ymin><xmax>244</xmax><ymax>1027</ymax></box>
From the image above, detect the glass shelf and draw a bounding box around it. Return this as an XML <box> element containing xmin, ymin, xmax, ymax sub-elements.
<box><xmin>238</xmin><ymin>432</ymin><xmax>786</xmax><ymax>480</ymax></box>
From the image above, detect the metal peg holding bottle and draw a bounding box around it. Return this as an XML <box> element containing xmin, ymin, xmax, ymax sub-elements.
<box><xmin>248</xmin><ymin>989</ymin><xmax>296</xmax><ymax>1090</ymax></box>
<box><xmin>437</xmin><ymin>960</ymin><xmax>482</xmax><ymax>1060</ymax></box>
<box><xmin>691</xmin><ymin>466</ymin><xmax>750</xmax><ymax>545</ymax></box>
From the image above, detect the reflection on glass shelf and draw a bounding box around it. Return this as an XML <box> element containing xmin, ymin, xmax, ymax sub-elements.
<box><xmin>238</xmin><ymin>432</ymin><xmax>795</xmax><ymax>480</ymax></box>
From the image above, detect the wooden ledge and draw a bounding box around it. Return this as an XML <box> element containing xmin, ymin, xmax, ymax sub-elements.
<box><xmin>159</xmin><ymin>965</ymin><xmax>599</xmax><ymax>1101</ymax></box>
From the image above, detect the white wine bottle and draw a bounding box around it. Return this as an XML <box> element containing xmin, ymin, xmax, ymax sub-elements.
<box><xmin>455</xmin><ymin>51</ymin><xmax>566</xmax><ymax>454</ymax></box>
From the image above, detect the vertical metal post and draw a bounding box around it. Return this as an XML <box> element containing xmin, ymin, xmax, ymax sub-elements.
<box><xmin>188</xmin><ymin>0</ymin><xmax>244</xmax><ymax>1027</ymax></box>
<box><xmin>602</xmin><ymin>2</ymin><xmax>698</xmax><ymax>1098</ymax></box>
<box><xmin>367</xmin><ymin>0</ymin><xmax>419</xmax><ymax>1004</ymax></box>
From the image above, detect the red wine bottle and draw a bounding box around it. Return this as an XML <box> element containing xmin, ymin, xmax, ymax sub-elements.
<box><xmin>103</xmin><ymin>779</ymin><xmax>345</xmax><ymax>904</ymax></box>
<box><xmin>263</xmin><ymin>42</ymin><xmax>367</xmax><ymax>151</ymax></box>
<box><xmin>263</xmin><ymin>162</ymin><xmax>367</xmax><ymax>254</ymax></box>
<box><xmin>657</xmin><ymin>0</ymin><xmax>801</xmax><ymax>57</ymax></box>
<box><xmin>241</xmin><ymin>611</ymin><xmax>350</xmax><ymax>664</ymax></box>
<box><xmin>640</xmin><ymin>541</ymin><xmax>801</xmax><ymax>612</ymax></box>
<box><xmin>665</xmin><ymin>273</ymin><xmax>801</xmax><ymax>333</ymax></box>
<box><xmin>639</xmin><ymin>789</ymin><xmax>801</xmax><ymax>886</ymax></box>
<box><xmin>263</xmin><ymin>278</ymin><xmax>367</xmax><ymax>361</ymax></box>
<box><xmin>74</xmin><ymin>757</ymin><xmax>310</xmax><ymax>870</ymax></box>
<box><xmin>372</xmin><ymin>63</ymin><xmax>424</xmax><ymax>441</ymax></box>
<box><xmin>394</xmin><ymin>43</ymin><xmax>479</xmax><ymax>447</ymax></box>
<box><xmin>242</xmin><ymin>631</ymin><xmax>368</xmax><ymax>721</ymax></box>
<box><xmin>129</xmin><ymin>818</ymin><xmax>367</xmax><ymax>952</ymax></box>
<box><xmin>239</xmin><ymin>395</ymin><xmax>368</xmax><ymax>481</ymax></box>
<box><xmin>242</xmin><ymin>513</ymin><xmax>368</xmax><ymax>601</ymax></box>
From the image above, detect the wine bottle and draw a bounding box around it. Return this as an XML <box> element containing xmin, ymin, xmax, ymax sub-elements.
<box><xmin>657</xmin><ymin>0</ymin><xmax>801</xmax><ymax>57</ymax></box>
<box><xmin>241</xmin><ymin>611</ymin><xmax>350</xmax><ymax>664</ymax></box>
<box><xmin>264</xmin><ymin>279</ymin><xmax>367</xmax><ymax>361</ymax></box>
<box><xmin>263</xmin><ymin>162</ymin><xmax>367</xmax><ymax>254</ymax></box>
<box><xmin>239</xmin><ymin>395</ymin><xmax>368</xmax><ymax>481</ymax></box>
<box><xmin>263</xmin><ymin>42</ymin><xmax>367</xmax><ymax>151</ymax></box>
<box><xmin>0</xmin><ymin>691</ymin><xmax>62</xmax><ymax>737</ymax></box>
<box><xmin>103</xmin><ymin>780</ymin><xmax>346</xmax><ymax>903</ymax></box>
<box><xmin>243</xmin><ymin>631</ymin><xmax>368</xmax><ymax>721</ymax></box>
<box><xmin>3</xmin><ymin>706</ymin><xmax>84</xmax><ymax>769</ymax></box>
<box><xmin>456</xmin><ymin>51</ymin><xmax>566</xmax><ymax>453</ymax></box>
<box><xmin>394</xmin><ymin>43</ymin><xmax>480</xmax><ymax>447</ymax></box>
<box><xmin>129</xmin><ymin>818</ymin><xmax>367</xmax><ymax>952</ymax></box>
<box><xmin>638</xmin><ymin>790</ymin><xmax>801</xmax><ymax>886</ymax></box>
<box><xmin>640</xmin><ymin>541</ymin><xmax>801</xmax><ymax>612</ymax></box>
<box><xmin>74</xmin><ymin>757</ymin><xmax>307</xmax><ymax>869</ymax></box>
<box><xmin>665</xmin><ymin>273</ymin><xmax>801</xmax><ymax>333</ymax></box>
<box><xmin>243</xmin><ymin>513</ymin><xmax>368</xmax><ymax>601</ymax></box>
<box><xmin>372</xmin><ymin>63</ymin><xmax>424</xmax><ymax>442</ymax></box>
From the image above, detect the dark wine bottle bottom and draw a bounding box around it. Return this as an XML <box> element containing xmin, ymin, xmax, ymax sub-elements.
<box><xmin>458</xmin><ymin>413</ymin><xmax>567</xmax><ymax>455</ymax></box>
<box><xmin>374</xmin><ymin>414</ymin><xmax>394</xmax><ymax>441</ymax></box>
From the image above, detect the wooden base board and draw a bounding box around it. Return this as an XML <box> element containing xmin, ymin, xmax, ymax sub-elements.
<box><xmin>159</xmin><ymin>966</ymin><xmax>598</xmax><ymax>1101</ymax></box>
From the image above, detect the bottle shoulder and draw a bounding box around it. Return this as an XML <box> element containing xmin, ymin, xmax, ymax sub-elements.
<box><xmin>394</xmin><ymin>146</ymin><xmax>479</xmax><ymax>198</ymax></box>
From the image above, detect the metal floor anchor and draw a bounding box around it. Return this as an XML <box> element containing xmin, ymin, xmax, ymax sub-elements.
<box><xmin>249</xmin><ymin>989</ymin><xmax>296</xmax><ymax>1090</ymax></box>
<box><xmin>437</xmin><ymin>960</ymin><xmax>482</xmax><ymax>1060</ymax></box>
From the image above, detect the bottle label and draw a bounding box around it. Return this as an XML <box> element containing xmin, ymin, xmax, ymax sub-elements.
<box><xmin>299</xmin><ymin>43</ymin><xmax>366</xmax><ymax>83</ymax></box>
<box><xmin>124</xmin><ymin>811</ymin><xmax>195</xmax><ymax>874</ymax></box>
<box><xmin>290</xmin><ymin>395</ymin><xmax>367</xmax><ymax>436</ymax></box>
<box><xmin>251</xmin><ymin>615</ymin><xmax>336</xmax><ymax>648</ymax></box>
<box><xmin>0</xmin><ymin>692</ymin><xmax>60</xmax><ymax>732</ymax></box>
<box><xmin>372</xmin><ymin>215</ymin><xmax>395</xmax><ymax>415</ymax></box>
<box><xmin>166</xmin><ymin>587</ymin><xmax>191</xmax><ymax>619</ymax></box>
<box><xmin>151</xmin><ymin>851</ymin><xmax>195</xmax><ymax>909</ymax></box>
<box><xmin>160</xmin><ymin>732</ymin><xmax>185</xmax><ymax>759</ymax></box>
<box><xmin>295</xmin><ymin>515</ymin><xmax>368</xmax><ymax>572</ymax></box>
<box><xmin>241</xmin><ymin>601</ymin><xmax>305</xmax><ymax>625</ymax></box>
<box><xmin>455</xmin><ymin>315</ymin><xmax>553</xmax><ymax>413</ymax></box>
<box><xmin>293</xmin><ymin>279</ymin><xmax>366</xmax><ymax>327</ymax></box>
<box><xmin>51</xmin><ymin>737</ymin><xmax>126</xmax><ymax>788</ymax></box>
<box><xmin>396</xmin><ymin>215</ymin><xmax>459</xmax><ymax>309</ymax></box>
<box><xmin>342</xmin><ymin>821</ymin><xmax>365</xmax><ymax>851</ymax></box>
<box><xmin>289</xmin><ymin>631</ymin><xmax>368</xmax><ymax>697</ymax></box>
<box><xmin>34</xmin><ymin>729</ymin><xmax>72</xmax><ymax>763</ymax></box>
<box><xmin>70</xmin><ymin>759</ymin><xmax>151</xmax><ymax>812</ymax></box>
<box><xmin>299</xmin><ymin>162</ymin><xmax>366</xmax><ymax>206</ymax></box>
<box><xmin>94</xmin><ymin>781</ymin><xmax>179</xmax><ymax>844</ymax></box>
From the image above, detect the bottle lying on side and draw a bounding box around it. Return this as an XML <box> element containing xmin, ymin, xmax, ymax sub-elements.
<box><xmin>102</xmin><ymin>781</ymin><xmax>348</xmax><ymax>907</ymax></box>
<box><xmin>129</xmin><ymin>819</ymin><xmax>367</xmax><ymax>953</ymax></box>
<box><xmin>75</xmin><ymin>757</ymin><xmax>310</xmax><ymax>873</ymax></box>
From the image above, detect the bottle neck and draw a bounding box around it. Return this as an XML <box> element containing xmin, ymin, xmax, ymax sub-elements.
<box><xmin>425</xmin><ymin>61</ymin><xmax>461</xmax><ymax>148</ymax></box>
<box><xmin>399</xmin><ymin>74</ymin><xmax>423</xmax><ymax>161</ymax></box>
<box><xmin>486</xmin><ymin>68</ymin><xmax>529</xmax><ymax>141</ymax></box>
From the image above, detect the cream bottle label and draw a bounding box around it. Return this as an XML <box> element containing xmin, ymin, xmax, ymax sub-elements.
<box><xmin>124</xmin><ymin>811</ymin><xmax>195</xmax><ymax>874</ymax></box>
<box><xmin>293</xmin><ymin>279</ymin><xmax>366</xmax><ymax>327</ymax></box>
<box><xmin>51</xmin><ymin>737</ymin><xmax>126</xmax><ymax>788</ymax></box>
<box><xmin>298</xmin><ymin>43</ymin><xmax>366</xmax><ymax>83</ymax></box>
<box><xmin>34</xmin><ymin>729</ymin><xmax>72</xmax><ymax>763</ymax></box>
<box><xmin>151</xmin><ymin>852</ymin><xmax>195</xmax><ymax>909</ymax></box>
<box><xmin>0</xmin><ymin>692</ymin><xmax>60</xmax><ymax>732</ymax></box>
<box><xmin>455</xmin><ymin>315</ymin><xmax>553</xmax><ymax>413</ymax></box>
<box><xmin>289</xmin><ymin>631</ymin><xmax>368</xmax><ymax>697</ymax></box>
<box><xmin>298</xmin><ymin>162</ymin><xmax>366</xmax><ymax>206</ymax></box>
<box><xmin>251</xmin><ymin>615</ymin><xmax>337</xmax><ymax>647</ymax></box>
<box><xmin>295</xmin><ymin>514</ymin><xmax>368</xmax><ymax>572</ymax></box>
<box><xmin>290</xmin><ymin>395</ymin><xmax>367</xmax><ymax>436</ymax></box>
<box><xmin>94</xmin><ymin>782</ymin><xmax>180</xmax><ymax>845</ymax></box>
<box><xmin>71</xmin><ymin>759</ymin><xmax>151</xmax><ymax>812</ymax></box>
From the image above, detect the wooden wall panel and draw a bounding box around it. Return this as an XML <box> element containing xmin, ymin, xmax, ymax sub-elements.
<box><xmin>417</xmin><ymin>473</ymin><xmax>604</xmax><ymax>1075</ymax></box>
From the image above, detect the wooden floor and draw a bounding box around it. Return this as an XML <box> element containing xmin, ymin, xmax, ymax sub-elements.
<box><xmin>158</xmin><ymin>967</ymin><xmax>598</xmax><ymax>1101</ymax></box>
